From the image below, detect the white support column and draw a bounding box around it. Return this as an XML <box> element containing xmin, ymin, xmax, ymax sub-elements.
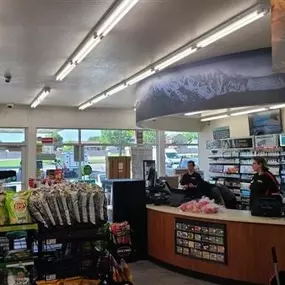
<box><xmin>25</xmin><ymin>127</ymin><xmax>37</xmax><ymax>184</ymax></box>
<box><xmin>156</xmin><ymin>130</ymin><xmax>166</xmax><ymax>177</ymax></box>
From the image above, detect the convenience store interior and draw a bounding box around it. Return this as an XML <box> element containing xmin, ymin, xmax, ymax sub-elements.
<box><xmin>0</xmin><ymin>0</ymin><xmax>284</xmax><ymax>284</ymax></box>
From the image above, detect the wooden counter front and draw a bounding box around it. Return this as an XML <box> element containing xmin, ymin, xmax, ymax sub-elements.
<box><xmin>147</xmin><ymin>205</ymin><xmax>285</xmax><ymax>284</ymax></box>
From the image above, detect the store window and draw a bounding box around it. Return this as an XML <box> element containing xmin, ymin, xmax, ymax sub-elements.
<box><xmin>0</xmin><ymin>129</ymin><xmax>26</xmax><ymax>191</ymax></box>
<box><xmin>0</xmin><ymin>128</ymin><xmax>25</xmax><ymax>143</ymax></box>
<box><xmin>37</xmin><ymin>129</ymin><xmax>79</xmax><ymax>144</ymax></box>
<box><xmin>165</xmin><ymin>131</ymin><xmax>199</xmax><ymax>175</ymax></box>
<box><xmin>36</xmin><ymin>129</ymin><xmax>79</xmax><ymax>181</ymax></box>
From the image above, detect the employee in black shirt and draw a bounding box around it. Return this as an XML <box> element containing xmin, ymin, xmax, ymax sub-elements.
<box><xmin>250</xmin><ymin>157</ymin><xmax>280</xmax><ymax>207</ymax></box>
<box><xmin>180</xmin><ymin>161</ymin><xmax>202</xmax><ymax>194</ymax></box>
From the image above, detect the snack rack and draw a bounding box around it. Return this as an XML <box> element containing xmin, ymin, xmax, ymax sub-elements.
<box><xmin>0</xmin><ymin>223</ymin><xmax>38</xmax><ymax>285</ymax></box>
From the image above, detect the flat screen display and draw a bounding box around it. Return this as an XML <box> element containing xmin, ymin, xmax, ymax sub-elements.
<box><xmin>248</xmin><ymin>109</ymin><xmax>282</xmax><ymax>136</ymax></box>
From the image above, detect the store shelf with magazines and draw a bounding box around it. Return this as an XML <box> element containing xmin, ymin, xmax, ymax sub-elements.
<box><xmin>207</xmin><ymin>135</ymin><xmax>284</xmax><ymax>210</ymax></box>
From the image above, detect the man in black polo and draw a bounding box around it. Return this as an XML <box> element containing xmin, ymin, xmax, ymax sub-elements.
<box><xmin>180</xmin><ymin>160</ymin><xmax>203</xmax><ymax>196</ymax></box>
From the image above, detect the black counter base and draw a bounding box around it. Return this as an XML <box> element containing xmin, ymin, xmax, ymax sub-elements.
<box><xmin>147</xmin><ymin>256</ymin><xmax>260</xmax><ymax>285</ymax></box>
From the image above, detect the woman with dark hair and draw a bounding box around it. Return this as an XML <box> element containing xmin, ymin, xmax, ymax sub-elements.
<box><xmin>249</xmin><ymin>157</ymin><xmax>280</xmax><ymax>208</ymax></box>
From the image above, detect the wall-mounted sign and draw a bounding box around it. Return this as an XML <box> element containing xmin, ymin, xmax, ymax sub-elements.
<box><xmin>41</xmin><ymin>137</ymin><xmax>54</xmax><ymax>144</ymax></box>
<box><xmin>213</xmin><ymin>126</ymin><xmax>230</xmax><ymax>140</ymax></box>
<box><xmin>255</xmin><ymin>134</ymin><xmax>278</xmax><ymax>148</ymax></box>
<box><xmin>206</xmin><ymin>137</ymin><xmax>253</xmax><ymax>150</ymax></box>
<box><xmin>231</xmin><ymin>138</ymin><xmax>254</xmax><ymax>149</ymax></box>
<box><xmin>36</xmin><ymin>153</ymin><xmax>56</xmax><ymax>161</ymax></box>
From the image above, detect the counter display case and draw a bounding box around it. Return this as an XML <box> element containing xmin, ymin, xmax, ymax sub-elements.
<box><xmin>175</xmin><ymin>218</ymin><xmax>227</xmax><ymax>264</ymax></box>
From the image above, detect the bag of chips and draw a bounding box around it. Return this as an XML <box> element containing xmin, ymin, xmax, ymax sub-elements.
<box><xmin>0</xmin><ymin>192</ymin><xmax>8</xmax><ymax>225</ymax></box>
<box><xmin>5</xmin><ymin>191</ymin><xmax>32</xmax><ymax>224</ymax></box>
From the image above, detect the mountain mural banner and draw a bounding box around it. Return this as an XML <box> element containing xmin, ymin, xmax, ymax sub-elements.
<box><xmin>135</xmin><ymin>49</ymin><xmax>285</xmax><ymax>123</ymax></box>
<box><xmin>272</xmin><ymin>0</ymin><xmax>285</xmax><ymax>72</ymax></box>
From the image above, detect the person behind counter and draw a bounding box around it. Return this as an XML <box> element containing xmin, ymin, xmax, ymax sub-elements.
<box><xmin>179</xmin><ymin>160</ymin><xmax>202</xmax><ymax>194</ymax></box>
<box><xmin>250</xmin><ymin>157</ymin><xmax>280</xmax><ymax>208</ymax></box>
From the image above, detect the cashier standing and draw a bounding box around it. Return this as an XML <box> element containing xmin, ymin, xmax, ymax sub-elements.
<box><xmin>180</xmin><ymin>161</ymin><xmax>202</xmax><ymax>193</ymax></box>
<box><xmin>250</xmin><ymin>157</ymin><xmax>280</xmax><ymax>207</ymax></box>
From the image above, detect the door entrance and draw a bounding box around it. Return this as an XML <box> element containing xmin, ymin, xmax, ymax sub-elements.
<box><xmin>0</xmin><ymin>145</ymin><xmax>24</xmax><ymax>191</ymax></box>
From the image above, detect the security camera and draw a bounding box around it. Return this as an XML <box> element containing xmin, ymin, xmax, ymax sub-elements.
<box><xmin>6</xmin><ymin>103</ymin><xmax>14</xmax><ymax>109</ymax></box>
<box><xmin>4</xmin><ymin>72</ymin><xmax>12</xmax><ymax>83</ymax></box>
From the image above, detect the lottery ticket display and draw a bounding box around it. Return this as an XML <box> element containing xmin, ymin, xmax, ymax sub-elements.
<box><xmin>175</xmin><ymin>218</ymin><xmax>227</xmax><ymax>264</ymax></box>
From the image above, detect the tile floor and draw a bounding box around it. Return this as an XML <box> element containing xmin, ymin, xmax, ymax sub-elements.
<box><xmin>130</xmin><ymin>260</ymin><xmax>217</xmax><ymax>285</ymax></box>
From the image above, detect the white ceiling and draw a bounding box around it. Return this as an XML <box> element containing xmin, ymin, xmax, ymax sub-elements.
<box><xmin>0</xmin><ymin>0</ymin><xmax>271</xmax><ymax>109</ymax></box>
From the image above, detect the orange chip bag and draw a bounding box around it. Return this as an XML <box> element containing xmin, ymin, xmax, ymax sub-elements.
<box><xmin>36</xmin><ymin>281</ymin><xmax>58</xmax><ymax>285</ymax></box>
<box><xmin>80</xmin><ymin>280</ymin><xmax>100</xmax><ymax>285</ymax></box>
<box><xmin>64</xmin><ymin>277</ymin><xmax>82</xmax><ymax>285</ymax></box>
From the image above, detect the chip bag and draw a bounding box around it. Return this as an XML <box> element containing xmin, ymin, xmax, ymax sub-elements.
<box><xmin>0</xmin><ymin>192</ymin><xmax>8</xmax><ymax>225</ymax></box>
<box><xmin>5</xmin><ymin>191</ymin><xmax>32</xmax><ymax>224</ymax></box>
<box><xmin>80</xmin><ymin>280</ymin><xmax>100</xmax><ymax>285</ymax></box>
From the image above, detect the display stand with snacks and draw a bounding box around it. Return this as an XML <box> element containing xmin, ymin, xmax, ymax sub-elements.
<box><xmin>0</xmin><ymin>179</ymin><xmax>134</xmax><ymax>285</ymax></box>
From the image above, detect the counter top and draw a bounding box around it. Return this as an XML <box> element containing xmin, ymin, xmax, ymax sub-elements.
<box><xmin>147</xmin><ymin>204</ymin><xmax>285</xmax><ymax>225</ymax></box>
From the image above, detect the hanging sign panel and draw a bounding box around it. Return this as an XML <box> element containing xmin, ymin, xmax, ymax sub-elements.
<box><xmin>272</xmin><ymin>0</ymin><xmax>285</xmax><ymax>72</ymax></box>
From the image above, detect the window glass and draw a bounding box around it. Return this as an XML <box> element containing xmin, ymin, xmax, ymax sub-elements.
<box><xmin>165</xmin><ymin>131</ymin><xmax>198</xmax><ymax>145</ymax></box>
<box><xmin>165</xmin><ymin>132</ymin><xmax>199</xmax><ymax>176</ymax></box>
<box><xmin>82</xmin><ymin>129</ymin><xmax>136</xmax><ymax>145</ymax></box>
<box><xmin>37</xmin><ymin>129</ymin><xmax>79</xmax><ymax>144</ymax></box>
<box><xmin>0</xmin><ymin>128</ymin><xmax>25</xmax><ymax>143</ymax></box>
<box><xmin>142</xmin><ymin>130</ymin><xmax>157</xmax><ymax>144</ymax></box>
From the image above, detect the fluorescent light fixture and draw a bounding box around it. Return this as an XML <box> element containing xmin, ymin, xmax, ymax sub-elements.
<box><xmin>73</xmin><ymin>36</ymin><xmax>101</xmax><ymax>64</ymax></box>
<box><xmin>91</xmin><ymin>94</ymin><xmax>108</xmax><ymax>104</ymax></box>
<box><xmin>79</xmin><ymin>102</ymin><xmax>93</xmax><ymax>110</ymax></box>
<box><xmin>185</xmin><ymin>111</ymin><xmax>202</xmax><ymax>116</ymax></box>
<box><xmin>201</xmin><ymin>114</ymin><xmax>229</xmax><ymax>122</ymax></box>
<box><xmin>269</xmin><ymin>104</ymin><xmax>285</xmax><ymax>110</ymax></box>
<box><xmin>126</xmin><ymin>69</ymin><xmax>155</xmax><ymax>86</ymax></box>
<box><xmin>197</xmin><ymin>10</ymin><xmax>266</xmax><ymax>48</ymax></box>
<box><xmin>31</xmin><ymin>87</ymin><xmax>51</xmax><ymax>108</ymax></box>
<box><xmin>230</xmin><ymin>107</ymin><xmax>267</xmax><ymax>116</ymax></box>
<box><xmin>155</xmin><ymin>47</ymin><xmax>197</xmax><ymax>71</ymax></box>
<box><xmin>106</xmin><ymin>84</ymin><xmax>127</xmax><ymax>96</ymax></box>
<box><xmin>96</xmin><ymin>0</ymin><xmax>139</xmax><ymax>37</ymax></box>
<box><xmin>56</xmin><ymin>62</ymin><xmax>76</xmax><ymax>81</ymax></box>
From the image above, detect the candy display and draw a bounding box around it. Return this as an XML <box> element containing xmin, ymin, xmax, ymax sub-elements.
<box><xmin>28</xmin><ymin>182</ymin><xmax>107</xmax><ymax>227</ymax></box>
<box><xmin>179</xmin><ymin>196</ymin><xmax>223</xmax><ymax>214</ymax></box>
<box><xmin>175</xmin><ymin>218</ymin><xmax>227</xmax><ymax>264</ymax></box>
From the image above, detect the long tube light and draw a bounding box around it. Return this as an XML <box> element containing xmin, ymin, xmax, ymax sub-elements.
<box><xmin>56</xmin><ymin>62</ymin><xmax>76</xmax><ymax>81</ymax></box>
<box><xmin>270</xmin><ymin>104</ymin><xmax>285</xmax><ymax>110</ymax></box>
<box><xmin>201</xmin><ymin>114</ymin><xmax>229</xmax><ymax>122</ymax></box>
<box><xmin>91</xmin><ymin>94</ymin><xmax>108</xmax><ymax>104</ymax></box>
<box><xmin>97</xmin><ymin>0</ymin><xmax>139</xmax><ymax>37</ymax></box>
<box><xmin>79</xmin><ymin>101</ymin><xmax>93</xmax><ymax>110</ymax></box>
<box><xmin>230</xmin><ymin>107</ymin><xmax>267</xmax><ymax>116</ymax></box>
<box><xmin>127</xmin><ymin>69</ymin><xmax>155</xmax><ymax>86</ymax></box>
<box><xmin>78</xmin><ymin>4</ymin><xmax>268</xmax><ymax>110</ymax></box>
<box><xmin>73</xmin><ymin>37</ymin><xmax>102</xmax><ymax>64</ymax></box>
<box><xmin>106</xmin><ymin>84</ymin><xmax>127</xmax><ymax>96</ymax></box>
<box><xmin>185</xmin><ymin>111</ymin><xmax>202</xmax><ymax>116</ymax></box>
<box><xmin>197</xmin><ymin>10</ymin><xmax>266</xmax><ymax>48</ymax></box>
<box><xmin>155</xmin><ymin>47</ymin><xmax>197</xmax><ymax>71</ymax></box>
<box><xmin>55</xmin><ymin>0</ymin><xmax>139</xmax><ymax>84</ymax></box>
<box><xmin>31</xmin><ymin>87</ymin><xmax>51</xmax><ymax>109</ymax></box>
